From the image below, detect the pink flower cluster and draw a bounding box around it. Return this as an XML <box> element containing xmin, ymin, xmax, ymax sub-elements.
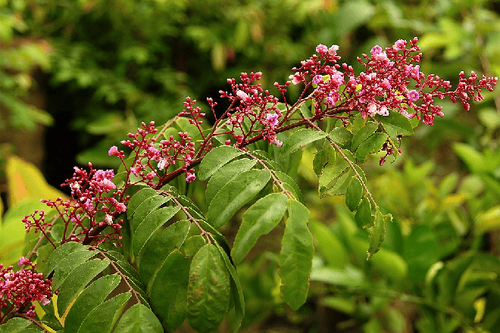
<box><xmin>288</xmin><ymin>37</ymin><xmax>497</xmax><ymax>126</ymax></box>
<box><xmin>109</xmin><ymin>121</ymin><xmax>197</xmax><ymax>185</ymax></box>
<box><xmin>0</xmin><ymin>258</ymin><xmax>53</xmax><ymax>322</ymax></box>
<box><xmin>214</xmin><ymin>72</ymin><xmax>284</xmax><ymax>147</ymax></box>
<box><xmin>24</xmin><ymin>163</ymin><xmax>127</xmax><ymax>246</ymax></box>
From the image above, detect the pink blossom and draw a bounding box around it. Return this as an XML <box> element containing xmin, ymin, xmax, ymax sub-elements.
<box><xmin>408</xmin><ymin>90</ymin><xmax>420</xmax><ymax>102</ymax></box>
<box><xmin>18</xmin><ymin>257</ymin><xmax>30</xmax><ymax>266</ymax></box>
<box><xmin>394</xmin><ymin>39</ymin><xmax>406</xmax><ymax>51</ymax></box>
<box><xmin>316</xmin><ymin>44</ymin><xmax>328</xmax><ymax>54</ymax></box>
<box><xmin>115</xmin><ymin>202</ymin><xmax>127</xmax><ymax>214</ymax></box>
<box><xmin>108</xmin><ymin>146</ymin><xmax>120</xmax><ymax>156</ymax></box>
<box><xmin>289</xmin><ymin>73</ymin><xmax>302</xmax><ymax>85</ymax></box>
<box><xmin>236</xmin><ymin>90</ymin><xmax>248</xmax><ymax>100</ymax></box>
<box><xmin>370</xmin><ymin>45</ymin><xmax>383</xmax><ymax>55</ymax></box>
<box><xmin>329</xmin><ymin>45</ymin><xmax>339</xmax><ymax>56</ymax></box>
<box><xmin>312</xmin><ymin>75</ymin><xmax>323</xmax><ymax>85</ymax></box>
<box><xmin>186</xmin><ymin>173</ymin><xmax>196</xmax><ymax>183</ymax></box>
<box><xmin>266</xmin><ymin>113</ymin><xmax>279</xmax><ymax>127</ymax></box>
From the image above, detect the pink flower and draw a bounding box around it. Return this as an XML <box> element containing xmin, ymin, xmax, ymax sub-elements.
<box><xmin>329</xmin><ymin>45</ymin><xmax>339</xmax><ymax>56</ymax></box>
<box><xmin>394</xmin><ymin>39</ymin><xmax>406</xmax><ymax>51</ymax></box>
<box><xmin>186</xmin><ymin>173</ymin><xmax>196</xmax><ymax>183</ymax></box>
<box><xmin>408</xmin><ymin>90</ymin><xmax>420</xmax><ymax>102</ymax></box>
<box><xmin>18</xmin><ymin>257</ymin><xmax>30</xmax><ymax>266</ymax></box>
<box><xmin>289</xmin><ymin>73</ymin><xmax>302</xmax><ymax>85</ymax></box>
<box><xmin>370</xmin><ymin>45</ymin><xmax>383</xmax><ymax>56</ymax></box>
<box><xmin>316</xmin><ymin>44</ymin><xmax>328</xmax><ymax>54</ymax></box>
<box><xmin>266</xmin><ymin>113</ymin><xmax>279</xmax><ymax>127</ymax></box>
<box><xmin>236</xmin><ymin>90</ymin><xmax>248</xmax><ymax>100</ymax></box>
<box><xmin>115</xmin><ymin>202</ymin><xmax>127</xmax><ymax>214</ymax></box>
<box><xmin>312</xmin><ymin>75</ymin><xmax>323</xmax><ymax>85</ymax></box>
<box><xmin>378</xmin><ymin>106</ymin><xmax>389</xmax><ymax>116</ymax></box>
<box><xmin>108</xmin><ymin>146</ymin><xmax>120</xmax><ymax>156</ymax></box>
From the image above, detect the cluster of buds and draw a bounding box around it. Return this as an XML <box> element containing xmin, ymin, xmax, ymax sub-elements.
<box><xmin>0</xmin><ymin>258</ymin><xmax>53</xmax><ymax>322</ymax></box>
<box><xmin>24</xmin><ymin>163</ymin><xmax>127</xmax><ymax>246</ymax></box>
<box><xmin>109</xmin><ymin>121</ymin><xmax>197</xmax><ymax>185</ymax></box>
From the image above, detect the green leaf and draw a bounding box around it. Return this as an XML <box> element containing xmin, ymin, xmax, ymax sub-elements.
<box><xmin>318</xmin><ymin>150</ymin><xmax>354</xmax><ymax>197</ymax></box>
<box><xmin>355</xmin><ymin>132</ymin><xmax>387</xmax><ymax>163</ymax></box>
<box><xmin>115</xmin><ymin>304</ymin><xmax>163</xmax><ymax>333</ymax></box>
<box><xmin>206</xmin><ymin>158</ymin><xmax>257</xmax><ymax>205</ymax></box>
<box><xmin>127</xmin><ymin>187</ymin><xmax>158</xmax><ymax>220</ymax></box>
<box><xmin>280</xmin><ymin>129</ymin><xmax>328</xmax><ymax>158</ymax></box>
<box><xmin>313</xmin><ymin>145</ymin><xmax>336</xmax><ymax>176</ymax></box>
<box><xmin>51</xmin><ymin>250</ymin><xmax>97</xmax><ymax>290</ymax></box>
<box><xmin>64</xmin><ymin>275</ymin><xmax>121</xmax><ymax>333</ymax></box>
<box><xmin>207</xmin><ymin>169</ymin><xmax>271</xmax><ymax>229</ymax></box>
<box><xmin>198</xmin><ymin>146</ymin><xmax>244</xmax><ymax>181</ymax></box>
<box><xmin>213</xmin><ymin>241</ymin><xmax>245</xmax><ymax>332</ymax></box>
<box><xmin>279</xmin><ymin>200</ymin><xmax>313</xmax><ymax>310</ymax></box>
<box><xmin>57</xmin><ymin>259</ymin><xmax>110</xmax><ymax>316</ymax></box>
<box><xmin>376</xmin><ymin>111</ymin><xmax>414</xmax><ymax>136</ymax></box>
<box><xmin>43</xmin><ymin>240</ymin><xmax>87</xmax><ymax>277</ymax></box>
<box><xmin>345</xmin><ymin>177</ymin><xmax>364</xmax><ymax>211</ymax></box>
<box><xmin>131</xmin><ymin>195</ymin><xmax>170</xmax><ymax>233</ymax></box>
<box><xmin>355</xmin><ymin>197</ymin><xmax>374</xmax><ymax>228</ymax></box>
<box><xmin>453</xmin><ymin>143</ymin><xmax>488</xmax><ymax>173</ymax></box>
<box><xmin>137</xmin><ymin>220</ymin><xmax>190</xmax><ymax>285</ymax></box>
<box><xmin>187</xmin><ymin>244</ymin><xmax>231</xmax><ymax>333</ymax></box>
<box><xmin>351</xmin><ymin>121</ymin><xmax>378</xmax><ymax>150</ymax></box>
<box><xmin>232</xmin><ymin>193</ymin><xmax>288</xmax><ymax>264</ymax></box>
<box><xmin>76</xmin><ymin>292</ymin><xmax>131</xmax><ymax>333</ymax></box>
<box><xmin>180</xmin><ymin>235</ymin><xmax>207</xmax><ymax>258</ymax></box>
<box><xmin>0</xmin><ymin>317</ymin><xmax>40</xmax><ymax>332</ymax></box>
<box><xmin>132</xmin><ymin>206</ymin><xmax>181</xmax><ymax>258</ymax></box>
<box><xmin>310</xmin><ymin>220</ymin><xmax>347</xmax><ymax>269</ymax></box>
<box><xmin>329</xmin><ymin>126</ymin><xmax>353</xmax><ymax>149</ymax></box>
<box><xmin>367</xmin><ymin>209</ymin><xmax>391</xmax><ymax>260</ymax></box>
<box><xmin>275</xmin><ymin>171</ymin><xmax>306</xmax><ymax>205</ymax></box>
<box><xmin>149</xmin><ymin>249</ymin><xmax>192</xmax><ymax>333</ymax></box>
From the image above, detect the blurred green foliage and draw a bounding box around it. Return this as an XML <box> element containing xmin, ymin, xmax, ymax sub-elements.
<box><xmin>1</xmin><ymin>0</ymin><xmax>500</xmax><ymax>332</ymax></box>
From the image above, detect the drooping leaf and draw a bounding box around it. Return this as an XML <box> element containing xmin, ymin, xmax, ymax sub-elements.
<box><xmin>214</xmin><ymin>241</ymin><xmax>245</xmax><ymax>332</ymax></box>
<box><xmin>149</xmin><ymin>249</ymin><xmax>192</xmax><ymax>333</ymax></box>
<box><xmin>132</xmin><ymin>206</ymin><xmax>181</xmax><ymax>258</ymax></box>
<box><xmin>6</xmin><ymin>155</ymin><xmax>68</xmax><ymax>207</ymax></box>
<box><xmin>115</xmin><ymin>304</ymin><xmax>163</xmax><ymax>333</ymax></box>
<box><xmin>57</xmin><ymin>259</ymin><xmax>110</xmax><ymax>316</ymax></box>
<box><xmin>345</xmin><ymin>177</ymin><xmax>364</xmax><ymax>211</ymax></box>
<box><xmin>64</xmin><ymin>275</ymin><xmax>121</xmax><ymax>333</ymax></box>
<box><xmin>206</xmin><ymin>158</ymin><xmax>257</xmax><ymax>205</ymax></box>
<box><xmin>44</xmin><ymin>242</ymin><xmax>88</xmax><ymax>277</ymax></box>
<box><xmin>279</xmin><ymin>200</ymin><xmax>313</xmax><ymax>310</ymax></box>
<box><xmin>232</xmin><ymin>193</ymin><xmax>288</xmax><ymax>264</ymax></box>
<box><xmin>367</xmin><ymin>209</ymin><xmax>391</xmax><ymax>260</ymax></box>
<box><xmin>198</xmin><ymin>145</ymin><xmax>244</xmax><ymax>181</ymax></box>
<box><xmin>137</xmin><ymin>220</ymin><xmax>190</xmax><ymax>284</ymax></box>
<box><xmin>207</xmin><ymin>169</ymin><xmax>271</xmax><ymax>229</ymax></box>
<box><xmin>187</xmin><ymin>244</ymin><xmax>231</xmax><ymax>333</ymax></box>
<box><xmin>355</xmin><ymin>132</ymin><xmax>387</xmax><ymax>163</ymax></box>
<box><xmin>329</xmin><ymin>126</ymin><xmax>353</xmax><ymax>149</ymax></box>
<box><xmin>76</xmin><ymin>292</ymin><xmax>131</xmax><ymax>333</ymax></box>
<box><xmin>355</xmin><ymin>197</ymin><xmax>374</xmax><ymax>228</ymax></box>
<box><xmin>280</xmin><ymin>129</ymin><xmax>328</xmax><ymax>158</ymax></box>
<box><xmin>376</xmin><ymin>111</ymin><xmax>414</xmax><ymax>136</ymax></box>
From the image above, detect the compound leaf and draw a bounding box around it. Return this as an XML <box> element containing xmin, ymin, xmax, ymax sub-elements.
<box><xmin>280</xmin><ymin>129</ymin><xmax>328</xmax><ymax>158</ymax></box>
<box><xmin>198</xmin><ymin>146</ymin><xmax>244</xmax><ymax>181</ymax></box>
<box><xmin>115</xmin><ymin>304</ymin><xmax>163</xmax><ymax>333</ymax></box>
